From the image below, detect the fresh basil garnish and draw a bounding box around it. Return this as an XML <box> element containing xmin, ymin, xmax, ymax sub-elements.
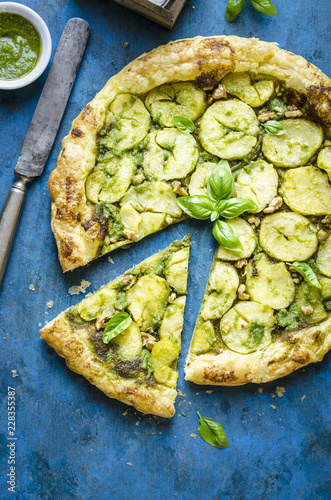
<box><xmin>177</xmin><ymin>195</ymin><xmax>216</xmax><ymax>220</ymax></box>
<box><xmin>173</xmin><ymin>115</ymin><xmax>195</xmax><ymax>134</ymax></box>
<box><xmin>288</xmin><ymin>262</ymin><xmax>321</xmax><ymax>289</ymax></box>
<box><xmin>225</xmin><ymin>0</ymin><xmax>246</xmax><ymax>21</ymax></box>
<box><xmin>207</xmin><ymin>160</ymin><xmax>235</xmax><ymax>203</ymax></box>
<box><xmin>103</xmin><ymin>312</ymin><xmax>132</xmax><ymax>344</ymax></box>
<box><xmin>219</xmin><ymin>197</ymin><xmax>258</xmax><ymax>218</ymax></box>
<box><xmin>248</xmin><ymin>0</ymin><xmax>277</xmax><ymax>15</ymax></box>
<box><xmin>262</xmin><ymin>120</ymin><xmax>286</xmax><ymax>136</ymax></box>
<box><xmin>197</xmin><ymin>412</ymin><xmax>229</xmax><ymax>449</ymax></box>
<box><xmin>212</xmin><ymin>219</ymin><xmax>244</xmax><ymax>252</ymax></box>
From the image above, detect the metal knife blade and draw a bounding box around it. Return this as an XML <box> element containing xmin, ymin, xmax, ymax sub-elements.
<box><xmin>15</xmin><ymin>18</ymin><xmax>90</xmax><ymax>178</ymax></box>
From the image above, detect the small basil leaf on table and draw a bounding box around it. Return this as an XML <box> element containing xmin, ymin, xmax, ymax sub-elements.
<box><xmin>212</xmin><ymin>219</ymin><xmax>244</xmax><ymax>252</ymax></box>
<box><xmin>248</xmin><ymin>0</ymin><xmax>277</xmax><ymax>15</ymax></box>
<box><xmin>177</xmin><ymin>195</ymin><xmax>216</xmax><ymax>220</ymax></box>
<box><xmin>207</xmin><ymin>160</ymin><xmax>235</xmax><ymax>203</ymax></box>
<box><xmin>103</xmin><ymin>312</ymin><xmax>132</xmax><ymax>344</ymax></box>
<box><xmin>197</xmin><ymin>412</ymin><xmax>229</xmax><ymax>448</ymax></box>
<box><xmin>225</xmin><ymin>0</ymin><xmax>246</xmax><ymax>22</ymax></box>
<box><xmin>288</xmin><ymin>262</ymin><xmax>321</xmax><ymax>289</ymax></box>
<box><xmin>219</xmin><ymin>197</ymin><xmax>258</xmax><ymax>218</ymax></box>
<box><xmin>262</xmin><ymin>120</ymin><xmax>285</xmax><ymax>136</ymax></box>
<box><xmin>173</xmin><ymin>115</ymin><xmax>195</xmax><ymax>134</ymax></box>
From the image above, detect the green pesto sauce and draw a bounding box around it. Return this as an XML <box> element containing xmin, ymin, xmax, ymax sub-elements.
<box><xmin>0</xmin><ymin>13</ymin><xmax>40</xmax><ymax>80</ymax></box>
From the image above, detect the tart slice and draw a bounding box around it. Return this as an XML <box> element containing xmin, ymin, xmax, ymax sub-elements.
<box><xmin>40</xmin><ymin>237</ymin><xmax>190</xmax><ymax>418</ymax></box>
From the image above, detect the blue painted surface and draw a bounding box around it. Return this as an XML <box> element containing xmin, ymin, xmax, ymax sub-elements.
<box><xmin>1</xmin><ymin>1</ymin><xmax>331</xmax><ymax>498</ymax></box>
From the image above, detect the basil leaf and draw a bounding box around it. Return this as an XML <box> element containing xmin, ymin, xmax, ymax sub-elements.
<box><xmin>212</xmin><ymin>219</ymin><xmax>244</xmax><ymax>252</ymax></box>
<box><xmin>207</xmin><ymin>161</ymin><xmax>235</xmax><ymax>203</ymax></box>
<box><xmin>177</xmin><ymin>195</ymin><xmax>215</xmax><ymax>220</ymax></box>
<box><xmin>219</xmin><ymin>197</ymin><xmax>258</xmax><ymax>218</ymax></box>
<box><xmin>173</xmin><ymin>115</ymin><xmax>195</xmax><ymax>134</ymax></box>
<box><xmin>210</xmin><ymin>211</ymin><xmax>220</xmax><ymax>222</ymax></box>
<box><xmin>288</xmin><ymin>262</ymin><xmax>321</xmax><ymax>289</ymax></box>
<box><xmin>262</xmin><ymin>120</ymin><xmax>285</xmax><ymax>136</ymax></box>
<box><xmin>248</xmin><ymin>0</ymin><xmax>277</xmax><ymax>15</ymax></box>
<box><xmin>226</xmin><ymin>0</ymin><xmax>246</xmax><ymax>22</ymax></box>
<box><xmin>103</xmin><ymin>312</ymin><xmax>132</xmax><ymax>344</ymax></box>
<box><xmin>197</xmin><ymin>412</ymin><xmax>229</xmax><ymax>449</ymax></box>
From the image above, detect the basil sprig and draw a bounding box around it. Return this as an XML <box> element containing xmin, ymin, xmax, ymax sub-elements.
<box><xmin>225</xmin><ymin>0</ymin><xmax>277</xmax><ymax>22</ymax></box>
<box><xmin>173</xmin><ymin>115</ymin><xmax>195</xmax><ymax>134</ymax></box>
<box><xmin>177</xmin><ymin>161</ymin><xmax>258</xmax><ymax>251</ymax></box>
<box><xmin>262</xmin><ymin>120</ymin><xmax>285</xmax><ymax>136</ymax></box>
<box><xmin>288</xmin><ymin>262</ymin><xmax>321</xmax><ymax>289</ymax></box>
<box><xmin>197</xmin><ymin>412</ymin><xmax>229</xmax><ymax>449</ymax></box>
<box><xmin>103</xmin><ymin>312</ymin><xmax>132</xmax><ymax>344</ymax></box>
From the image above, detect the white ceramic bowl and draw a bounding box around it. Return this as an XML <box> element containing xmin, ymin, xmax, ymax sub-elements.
<box><xmin>0</xmin><ymin>2</ymin><xmax>52</xmax><ymax>90</ymax></box>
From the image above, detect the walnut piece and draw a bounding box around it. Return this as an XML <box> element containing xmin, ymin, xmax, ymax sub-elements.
<box><xmin>212</xmin><ymin>84</ymin><xmax>227</xmax><ymax>100</ymax></box>
<box><xmin>142</xmin><ymin>333</ymin><xmax>157</xmax><ymax>350</ymax></box>
<box><xmin>237</xmin><ymin>284</ymin><xmax>249</xmax><ymax>301</ymax></box>
<box><xmin>301</xmin><ymin>305</ymin><xmax>314</xmax><ymax>315</ymax></box>
<box><xmin>248</xmin><ymin>216</ymin><xmax>260</xmax><ymax>228</ymax></box>
<box><xmin>235</xmin><ymin>259</ymin><xmax>248</xmax><ymax>269</ymax></box>
<box><xmin>263</xmin><ymin>196</ymin><xmax>283</xmax><ymax>214</ymax></box>
<box><xmin>258</xmin><ymin>108</ymin><xmax>275</xmax><ymax>122</ymax></box>
<box><xmin>285</xmin><ymin>109</ymin><xmax>303</xmax><ymax>118</ymax></box>
<box><xmin>123</xmin><ymin>229</ymin><xmax>138</xmax><ymax>241</ymax></box>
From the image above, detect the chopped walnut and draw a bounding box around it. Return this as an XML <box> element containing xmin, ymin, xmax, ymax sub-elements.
<box><xmin>237</xmin><ymin>284</ymin><xmax>249</xmax><ymax>301</ymax></box>
<box><xmin>248</xmin><ymin>216</ymin><xmax>260</xmax><ymax>228</ymax></box>
<box><xmin>301</xmin><ymin>305</ymin><xmax>314</xmax><ymax>315</ymax></box>
<box><xmin>235</xmin><ymin>259</ymin><xmax>248</xmax><ymax>269</ymax></box>
<box><xmin>285</xmin><ymin>109</ymin><xmax>303</xmax><ymax>118</ymax></box>
<box><xmin>123</xmin><ymin>229</ymin><xmax>138</xmax><ymax>241</ymax></box>
<box><xmin>293</xmin><ymin>278</ymin><xmax>301</xmax><ymax>284</ymax></box>
<box><xmin>132</xmin><ymin>173</ymin><xmax>145</xmax><ymax>185</ymax></box>
<box><xmin>263</xmin><ymin>196</ymin><xmax>283</xmax><ymax>214</ymax></box>
<box><xmin>258</xmin><ymin>108</ymin><xmax>275</xmax><ymax>122</ymax></box>
<box><xmin>212</xmin><ymin>84</ymin><xmax>227</xmax><ymax>100</ymax></box>
<box><xmin>142</xmin><ymin>333</ymin><xmax>157</xmax><ymax>350</ymax></box>
<box><xmin>172</xmin><ymin>181</ymin><xmax>188</xmax><ymax>196</ymax></box>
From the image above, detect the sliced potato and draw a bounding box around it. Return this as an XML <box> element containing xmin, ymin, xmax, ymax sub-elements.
<box><xmin>102</xmin><ymin>94</ymin><xmax>150</xmax><ymax>151</ymax></box>
<box><xmin>199</xmin><ymin>99</ymin><xmax>259</xmax><ymax>159</ymax></box>
<box><xmin>77</xmin><ymin>289</ymin><xmax>117</xmax><ymax>322</ymax></box>
<box><xmin>126</xmin><ymin>275</ymin><xmax>170</xmax><ymax>331</ymax></box>
<box><xmin>151</xmin><ymin>340</ymin><xmax>180</xmax><ymax>387</ymax></box>
<box><xmin>222</xmin><ymin>72</ymin><xmax>274</xmax><ymax>107</ymax></box>
<box><xmin>112</xmin><ymin>322</ymin><xmax>142</xmax><ymax>360</ymax></box>
<box><xmin>245</xmin><ymin>254</ymin><xmax>295</xmax><ymax>309</ymax></box>
<box><xmin>188</xmin><ymin>161</ymin><xmax>216</xmax><ymax>196</ymax></box>
<box><xmin>120</xmin><ymin>204</ymin><xmax>166</xmax><ymax>240</ymax></box>
<box><xmin>280</xmin><ymin>166</ymin><xmax>331</xmax><ymax>215</ymax></box>
<box><xmin>296</xmin><ymin>282</ymin><xmax>327</xmax><ymax>324</ymax></box>
<box><xmin>317</xmin><ymin>236</ymin><xmax>331</xmax><ymax>277</ymax></box>
<box><xmin>200</xmin><ymin>262</ymin><xmax>239</xmax><ymax>320</ymax></box>
<box><xmin>216</xmin><ymin>218</ymin><xmax>257</xmax><ymax>260</ymax></box>
<box><xmin>190</xmin><ymin>319</ymin><xmax>216</xmax><ymax>355</ymax></box>
<box><xmin>320</xmin><ymin>277</ymin><xmax>331</xmax><ymax>300</ymax></box>
<box><xmin>86</xmin><ymin>155</ymin><xmax>136</xmax><ymax>204</ymax></box>
<box><xmin>164</xmin><ymin>247</ymin><xmax>190</xmax><ymax>294</ymax></box>
<box><xmin>234</xmin><ymin>160</ymin><xmax>278</xmax><ymax>212</ymax></box>
<box><xmin>145</xmin><ymin>82</ymin><xmax>206</xmax><ymax>127</ymax></box>
<box><xmin>220</xmin><ymin>301</ymin><xmax>275</xmax><ymax>354</ymax></box>
<box><xmin>143</xmin><ymin>129</ymin><xmax>198</xmax><ymax>181</ymax></box>
<box><xmin>259</xmin><ymin>212</ymin><xmax>318</xmax><ymax>262</ymax></box>
<box><xmin>317</xmin><ymin>146</ymin><xmax>331</xmax><ymax>181</ymax></box>
<box><xmin>159</xmin><ymin>296</ymin><xmax>186</xmax><ymax>344</ymax></box>
<box><xmin>121</xmin><ymin>181</ymin><xmax>182</xmax><ymax>218</ymax></box>
<box><xmin>262</xmin><ymin>118</ymin><xmax>323</xmax><ymax>167</ymax></box>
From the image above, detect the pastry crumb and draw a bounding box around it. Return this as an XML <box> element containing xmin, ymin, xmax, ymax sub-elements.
<box><xmin>301</xmin><ymin>395</ymin><xmax>306</xmax><ymax>402</ymax></box>
<box><xmin>4</xmin><ymin>337</ymin><xmax>8</xmax><ymax>341</ymax></box>
<box><xmin>271</xmin><ymin>393</ymin><xmax>276</xmax><ymax>398</ymax></box>
<box><xmin>29</xmin><ymin>284</ymin><xmax>35</xmax><ymax>291</ymax></box>
<box><xmin>276</xmin><ymin>386</ymin><xmax>286</xmax><ymax>398</ymax></box>
<box><xmin>124</xmin><ymin>41</ymin><xmax>129</xmax><ymax>48</ymax></box>
<box><xmin>178</xmin><ymin>389</ymin><xmax>185</xmax><ymax>397</ymax></box>
<box><xmin>205</xmin><ymin>390</ymin><xmax>213</xmax><ymax>394</ymax></box>
<box><xmin>270</xmin><ymin>404</ymin><xmax>276</xmax><ymax>409</ymax></box>
<box><xmin>68</xmin><ymin>279</ymin><xmax>91</xmax><ymax>296</ymax></box>
<box><xmin>122</xmin><ymin>409</ymin><xmax>129</xmax><ymax>416</ymax></box>
<box><xmin>127</xmin><ymin>462</ymin><xmax>132</xmax><ymax>466</ymax></box>
<box><xmin>190</xmin><ymin>433</ymin><xmax>197</xmax><ymax>438</ymax></box>
<box><xmin>47</xmin><ymin>300</ymin><xmax>54</xmax><ymax>309</ymax></box>
<box><xmin>108</xmin><ymin>256</ymin><xmax>115</xmax><ymax>264</ymax></box>
<box><xmin>258</xmin><ymin>388</ymin><xmax>263</xmax><ymax>393</ymax></box>
<box><xmin>11</xmin><ymin>370</ymin><xmax>19</xmax><ymax>378</ymax></box>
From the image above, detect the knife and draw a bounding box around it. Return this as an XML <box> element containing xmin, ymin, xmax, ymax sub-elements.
<box><xmin>0</xmin><ymin>18</ymin><xmax>90</xmax><ymax>287</ymax></box>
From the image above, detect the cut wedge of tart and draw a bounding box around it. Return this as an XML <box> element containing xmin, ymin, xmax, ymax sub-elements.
<box><xmin>40</xmin><ymin>237</ymin><xmax>190</xmax><ymax>418</ymax></box>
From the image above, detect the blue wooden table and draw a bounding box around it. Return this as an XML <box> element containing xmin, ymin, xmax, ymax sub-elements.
<box><xmin>1</xmin><ymin>1</ymin><xmax>330</xmax><ymax>498</ymax></box>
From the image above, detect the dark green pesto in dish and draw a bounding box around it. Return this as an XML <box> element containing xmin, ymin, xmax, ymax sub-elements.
<box><xmin>0</xmin><ymin>13</ymin><xmax>40</xmax><ymax>80</ymax></box>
